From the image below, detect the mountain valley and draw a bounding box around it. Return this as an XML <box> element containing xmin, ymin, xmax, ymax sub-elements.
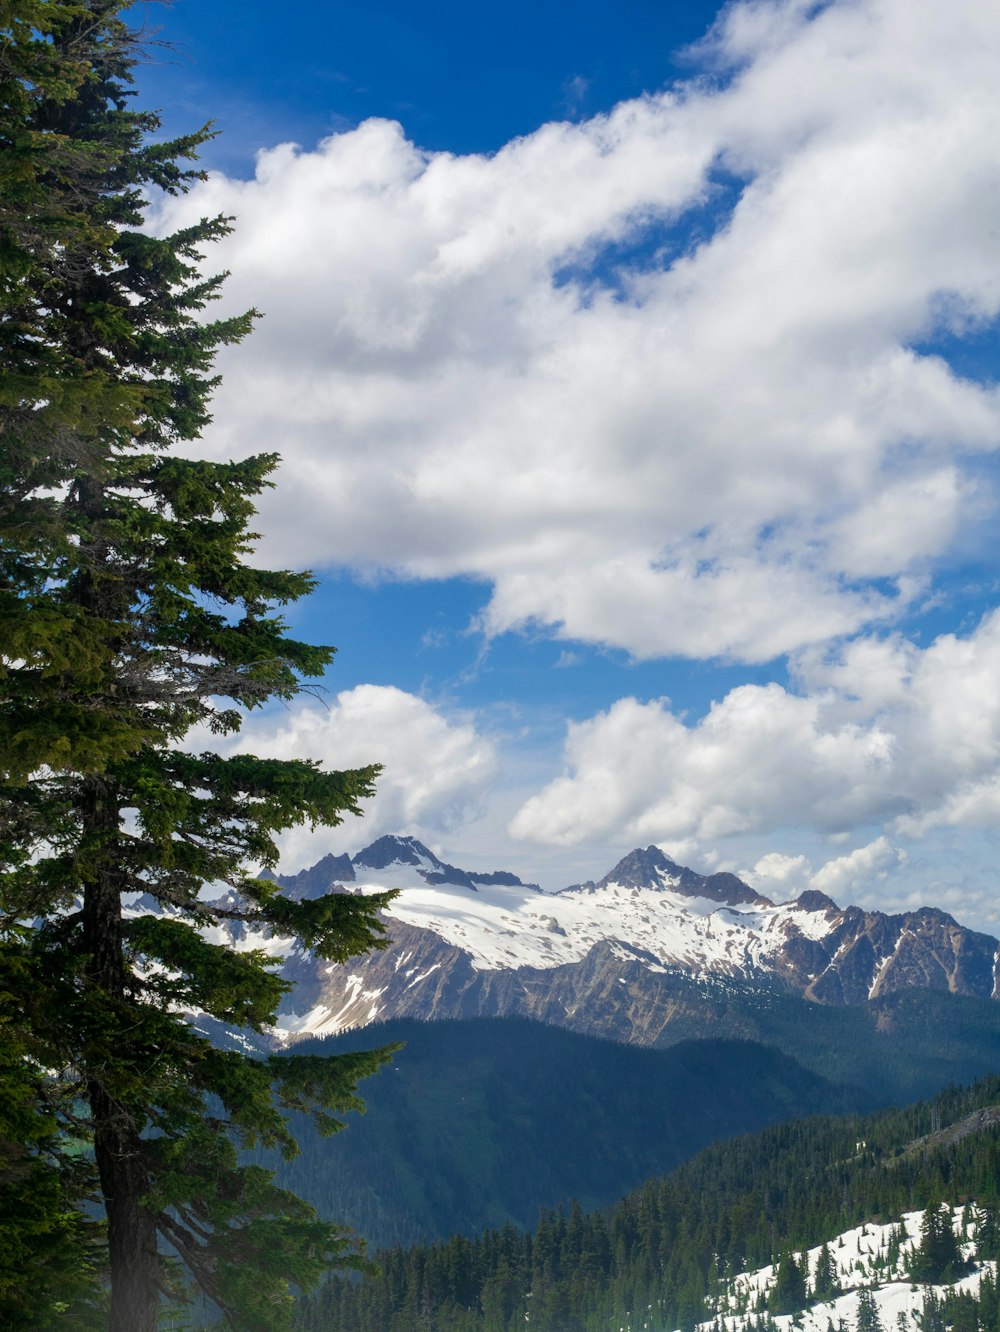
<box><xmin>259</xmin><ymin>1018</ymin><xmax>869</xmax><ymax>1250</ymax></box>
<box><xmin>295</xmin><ymin>1075</ymin><xmax>1000</xmax><ymax>1331</ymax></box>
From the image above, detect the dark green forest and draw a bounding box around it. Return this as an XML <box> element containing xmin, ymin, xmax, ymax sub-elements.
<box><xmin>294</xmin><ymin>1075</ymin><xmax>1000</xmax><ymax>1332</ymax></box>
<box><xmin>651</xmin><ymin>985</ymin><xmax>1000</xmax><ymax>1104</ymax></box>
<box><xmin>259</xmin><ymin>1019</ymin><xmax>870</xmax><ymax>1248</ymax></box>
<box><xmin>254</xmin><ymin>989</ymin><xmax>1000</xmax><ymax>1251</ymax></box>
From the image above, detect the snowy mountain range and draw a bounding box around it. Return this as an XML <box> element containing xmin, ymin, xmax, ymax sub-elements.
<box><xmin>198</xmin><ymin>834</ymin><xmax>1000</xmax><ymax>1046</ymax></box>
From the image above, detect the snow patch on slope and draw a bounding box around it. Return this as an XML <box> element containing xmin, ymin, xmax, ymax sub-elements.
<box><xmin>668</xmin><ymin>1206</ymin><xmax>994</xmax><ymax>1332</ymax></box>
<box><xmin>349</xmin><ymin>871</ymin><xmax>837</xmax><ymax>974</ymax></box>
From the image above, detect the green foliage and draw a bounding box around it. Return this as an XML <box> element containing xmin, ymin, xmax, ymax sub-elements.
<box><xmin>812</xmin><ymin>1243</ymin><xmax>840</xmax><ymax>1302</ymax></box>
<box><xmin>856</xmin><ymin>1287</ymin><xmax>884</xmax><ymax>1332</ymax></box>
<box><xmin>251</xmin><ymin>1020</ymin><xmax>868</xmax><ymax>1252</ymax></box>
<box><xmin>0</xmin><ymin>3</ymin><xmax>397</xmax><ymax>1327</ymax></box>
<box><xmin>769</xmin><ymin>1251</ymin><xmax>808</xmax><ymax>1315</ymax></box>
<box><xmin>0</xmin><ymin>976</ymin><xmax>105</xmax><ymax>1329</ymax></box>
<box><xmin>295</xmin><ymin>1076</ymin><xmax>1000</xmax><ymax>1332</ymax></box>
<box><xmin>650</xmin><ymin>980</ymin><xmax>1000</xmax><ymax>1106</ymax></box>
<box><xmin>908</xmin><ymin>1204</ymin><xmax>969</xmax><ymax>1286</ymax></box>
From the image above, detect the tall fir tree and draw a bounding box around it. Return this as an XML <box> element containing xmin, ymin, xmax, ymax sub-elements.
<box><xmin>0</xmin><ymin>3</ymin><xmax>397</xmax><ymax>1328</ymax></box>
<box><xmin>856</xmin><ymin>1287</ymin><xmax>885</xmax><ymax>1332</ymax></box>
<box><xmin>909</xmin><ymin>1206</ymin><xmax>966</xmax><ymax>1286</ymax></box>
<box><xmin>769</xmin><ymin>1251</ymin><xmax>808</xmax><ymax>1316</ymax></box>
<box><xmin>812</xmin><ymin>1243</ymin><xmax>840</xmax><ymax>1303</ymax></box>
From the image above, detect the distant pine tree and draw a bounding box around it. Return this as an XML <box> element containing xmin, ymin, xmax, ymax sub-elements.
<box><xmin>770</xmin><ymin>1251</ymin><xmax>808</xmax><ymax>1315</ymax></box>
<box><xmin>976</xmin><ymin>1207</ymin><xmax>1000</xmax><ymax>1262</ymax></box>
<box><xmin>917</xmin><ymin>1291</ymin><xmax>946</xmax><ymax>1332</ymax></box>
<box><xmin>856</xmin><ymin>1286</ymin><xmax>885</xmax><ymax>1332</ymax></box>
<box><xmin>813</xmin><ymin>1243</ymin><xmax>841</xmax><ymax>1302</ymax></box>
<box><xmin>885</xmin><ymin>1223</ymin><xmax>906</xmax><ymax>1276</ymax></box>
<box><xmin>909</xmin><ymin>1205</ymin><xmax>967</xmax><ymax>1284</ymax></box>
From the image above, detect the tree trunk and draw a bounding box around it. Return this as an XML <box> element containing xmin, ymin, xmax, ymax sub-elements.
<box><xmin>82</xmin><ymin>776</ymin><xmax>160</xmax><ymax>1331</ymax></box>
<box><xmin>90</xmin><ymin>1079</ymin><xmax>160</xmax><ymax>1332</ymax></box>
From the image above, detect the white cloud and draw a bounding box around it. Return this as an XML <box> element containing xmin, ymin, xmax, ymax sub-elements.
<box><xmin>207</xmin><ymin>685</ymin><xmax>497</xmax><ymax>869</ymax></box>
<box><xmin>741</xmin><ymin>838</ymin><xmax>905</xmax><ymax>908</ymax></box>
<box><xmin>809</xmin><ymin>836</ymin><xmax>905</xmax><ymax>898</ymax></box>
<box><xmin>745</xmin><ymin>851</ymin><xmax>813</xmax><ymax>896</ymax></box>
<box><xmin>150</xmin><ymin>0</ymin><xmax>1000</xmax><ymax>663</ymax></box>
<box><xmin>509</xmin><ymin>610</ymin><xmax>1000</xmax><ymax>848</ymax></box>
<box><xmin>741</xmin><ymin>836</ymin><xmax>998</xmax><ymax>929</ymax></box>
<box><xmin>657</xmin><ymin>838</ymin><xmax>715</xmax><ymax>868</ymax></box>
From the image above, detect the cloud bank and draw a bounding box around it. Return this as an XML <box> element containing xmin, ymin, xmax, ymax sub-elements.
<box><xmin>509</xmin><ymin>612</ymin><xmax>1000</xmax><ymax>848</ymax></box>
<box><xmin>744</xmin><ymin>838</ymin><xmax>905</xmax><ymax>904</ymax></box>
<box><xmin>152</xmin><ymin>0</ymin><xmax>1000</xmax><ymax>664</ymax></box>
<box><xmin>215</xmin><ymin>685</ymin><xmax>497</xmax><ymax>869</ymax></box>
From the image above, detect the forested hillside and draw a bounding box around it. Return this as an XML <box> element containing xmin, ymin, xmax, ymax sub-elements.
<box><xmin>294</xmin><ymin>1076</ymin><xmax>1000</xmax><ymax>1332</ymax></box>
<box><xmin>260</xmin><ymin>1019</ymin><xmax>868</xmax><ymax>1248</ymax></box>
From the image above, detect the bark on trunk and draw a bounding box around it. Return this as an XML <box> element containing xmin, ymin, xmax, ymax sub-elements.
<box><xmin>81</xmin><ymin>776</ymin><xmax>160</xmax><ymax>1331</ymax></box>
<box><xmin>90</xmin><ymin>1080</ymin><xmax>160</xmax><ymax>1332</ymax></box>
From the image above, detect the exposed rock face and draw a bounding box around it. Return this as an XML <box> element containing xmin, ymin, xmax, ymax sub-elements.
<box><xmin>795</xmin><ymin>904</ymin><xmax>998</xmax><ymax>1004</ymax></box>
<box><xmin>275</xmin><ymin>922</ymin><xmax>727</xmax><ymax>1044</ymax></box>
<box><xmin>352</xmin><ymin>835</ymin><xmax>427</xmax><ymax>871</ymax></box>
<box><xmin>592</xmin><ymin>846</ymin><xmax>767</xmax><ymax>907</ymax></box>
<box><xmin>268</xmin><ymin>852</ymin><xmax>355</xmax><ymax>899</ymax></box>
<box><xmin>248</xmin><ymin>836</ymin><xmax>1000</xmax><ymax>1045</ymax></box>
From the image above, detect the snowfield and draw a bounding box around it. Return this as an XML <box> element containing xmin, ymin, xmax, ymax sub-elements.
<box><xmin>352</xmin><ymin>851</ymin><xmax>837</xmax><ymax>976</ymax></box>
<box><xmin>614</xmin><ymin>1206</ymin><xmax>996</xmax><ymax>1332</ymax></box>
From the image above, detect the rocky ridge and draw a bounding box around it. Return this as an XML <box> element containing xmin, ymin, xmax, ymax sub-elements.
<box><xmin>203</xmin><ymin>835</ymin><xmax>1000</xmax><ymax>1045</ymax></box>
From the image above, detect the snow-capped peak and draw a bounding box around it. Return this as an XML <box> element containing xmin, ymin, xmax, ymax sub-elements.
<box><xmin>346</xmin><ymin>843</ymin><xmax>835</xmax><ymax>975</ymax></box>
<box><xmin>352</xmin><ymin>834</ymin><xmax>440</xmax><ymax>873</ymax></box>
<box><xmin>142</xmin><ymin>835</ymin><xmax>999</xmax><ymax>1044</ymax></box>
<box><xmin>351</xmin><ymin>834</ymin><xmax>536</xmax><ymax>894</ymax></box>
<box><xmin>586</xmin><ymin>845</ymin><xmax>773</xmax><ymax>908</ymax></box>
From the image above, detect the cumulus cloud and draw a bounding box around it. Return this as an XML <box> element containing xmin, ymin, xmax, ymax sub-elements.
<box><xmin>809</xmin><ymin>836</ymin><xmax>906</xmax><ymax>899</ymax></box>
<box><xmin>744</xmin><ymin>851</ymin><xmax>813</xmax><ymax>897</ymax></box>
<box><xmin>883</xmin><ymin>876</ymin><xmax>1000</xmax><ymax>931</ymax></box>
<box><xmin>204</xmin><ymin>685</ymin><xmax>497</xmax><ymax>869</ymax></box>
<box><xmin>150</xmin><ymin>0</ymin><xmax>1000</xmax><ymax>663</ymax></box>
<box><xmin>737</xmin><ymin>838</ymin><xmax>907</xmax><ymax>907</ymax></box>
<box><xmin>509</xmin><ymin>610</ymin><xmax>1000</xmax><ymax>847</ymax></box>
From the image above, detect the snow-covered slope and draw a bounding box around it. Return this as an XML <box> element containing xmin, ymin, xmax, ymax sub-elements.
<box><xmin>658</xmin><ymin>1205</ymin><xmax>995</xmax><ymax>1332</ymax></box>
<box><xmin>353</xmin><ymin>861</ymin><xmax>831</xmax><ymax>976</ymax></box>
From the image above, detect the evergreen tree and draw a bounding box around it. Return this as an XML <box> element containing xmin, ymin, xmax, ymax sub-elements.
<box><xmin>976</xmin><ymin>1207</ymin><xmax>999</xmax><ymax>1262</ymax></box>
<box><xmin>0</xmin><ymin>4</ymin><xmax>396</xmax><ymax>1328</ymax></box>
<box><xmin>885</xmin><ymin>1224</ymin><xmax>905</xmax><ymax>1278</ymax></box>
<box><xmin>909</xmin><ymin>1205</ymin><xmax>966</xmax><ymax>1285</ymax></box>
<box><xmin>916</xmin><ymin>1292</ymin><xmax>945</xmax><ymax>1332</ymax></box>
<box><xmin>0</xmin><ymin>1014</ymin><xmax>103</xmax><ymax>1329</ymax></box>
<box><xmin>813</xmin><ymin>1243</ymin><xmax>841</xmax><ymax>1302</ymax></box>
<box><xmin>856</xmin><ymin>1287</ymin><xmax>884</xmax><ymax>1332</ymax></box>
<box><xmin>769</xmin><ymin>1251</ymin><xmax>808</xmax><ymax>1315</ymax></box>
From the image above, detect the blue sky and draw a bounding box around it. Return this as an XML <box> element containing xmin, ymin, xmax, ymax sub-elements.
<box><xmin>135</xmin><ymin>0</ymin><xmax>1000</xmax><ymax>933</ymax></box>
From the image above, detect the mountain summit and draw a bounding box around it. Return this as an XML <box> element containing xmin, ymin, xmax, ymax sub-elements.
<box><xmin>590</xmin><ymin>845</ymin><xmax>769</xmax><ymax>906</ymax></box>
<box><xmin>247</xmin><ymin>837</ymin><xmax>1000</xmax><ymax>1046</ymax></box>
<box><xmin>348</xmin><ymin>834</ymin><xmax>535</xmax><ymax>892</ymax></box>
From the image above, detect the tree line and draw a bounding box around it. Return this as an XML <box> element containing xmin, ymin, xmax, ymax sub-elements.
<box><xmin>295</xmin><ymin>1076</ymin><xmax>1000</xmax><ymax>1332</ymax></box>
